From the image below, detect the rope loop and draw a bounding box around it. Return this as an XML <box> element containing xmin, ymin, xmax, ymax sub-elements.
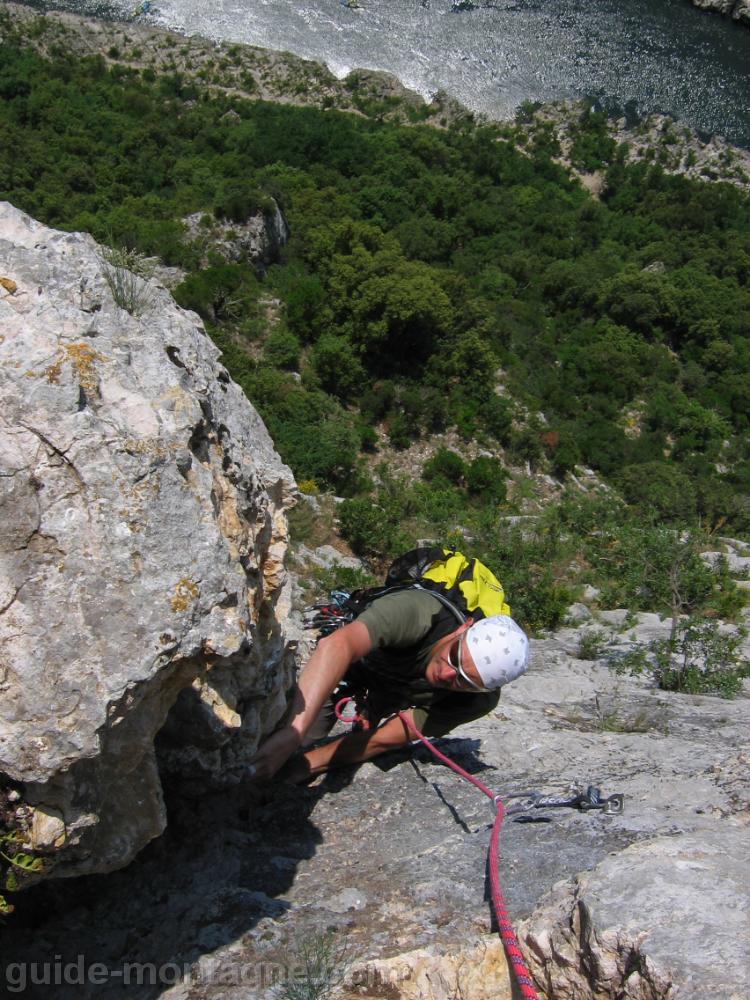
<box><xmin>334</xmin><ymin>696</ymin><xmax>365</xmax><ymax>725</ymax></box>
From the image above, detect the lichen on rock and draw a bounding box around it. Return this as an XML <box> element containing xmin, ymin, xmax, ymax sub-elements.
<box><xmin>0</xmin><ymin>201</ymin><xmax>296</xmax><ymax>881</ymax></box>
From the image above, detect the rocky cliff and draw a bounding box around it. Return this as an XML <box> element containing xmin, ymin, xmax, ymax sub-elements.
<box><xmin>0</xmin><ymin>203</ymin><xmax>296</xmax><ymax>883</ymax></box>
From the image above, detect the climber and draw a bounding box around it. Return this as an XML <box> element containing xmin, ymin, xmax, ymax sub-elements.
<box><xmin>248</xmin><ymin>591</ymin><xmax>529</xmax><ymax>784</ymax></box>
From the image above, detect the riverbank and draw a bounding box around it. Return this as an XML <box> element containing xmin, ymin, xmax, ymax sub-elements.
<box><xmin>17</xmin><ymin>0</ymin><xmax>750</xmax><ymax>149</ymax></box>
<box><xmin>527</xmin><ymin>101</ymin><xmax>750</xmax><ymax>194</ymax></box>
<box><xmin>1</xmin><ymin>1</ymin><xmax>469</xmax><ymax>128</ymax></box>
<box><xmin>5</xmin><ymin>0</ymin><xmax>750</xmax><ymax>194</ymax></box>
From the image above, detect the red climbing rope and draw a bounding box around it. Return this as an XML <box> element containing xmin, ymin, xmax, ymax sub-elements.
<box><xmin>331</xmin><ymin>696</ymin><xmax>539</xmax><ymax>996</ymax></box>
<box><xmin>395</xmin><ymin>710</ymin><xmax>540</xmax><ymax>1000</ymax></box>
<box><xmin>334</xmin><ymin>696</ymin><xmax>365</xmax><ymax>725</ymax></box>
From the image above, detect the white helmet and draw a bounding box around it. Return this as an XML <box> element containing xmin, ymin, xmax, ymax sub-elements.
<box><xmin>465</xmin><ymin>615</ymin><xmax>529</xmax><ymax>690</ymax></box>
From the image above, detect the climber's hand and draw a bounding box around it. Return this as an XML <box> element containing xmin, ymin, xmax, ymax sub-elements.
<box><xmin>247</xmin><ymin>726</ymin><xmax>302</xmax><ymax>782</ymax></box>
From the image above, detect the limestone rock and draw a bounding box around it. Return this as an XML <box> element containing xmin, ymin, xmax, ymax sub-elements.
<box><xmin>692</xmin><ymin>0</ymin><xmax>736</xmax><ymax>12</ymax></box>
<box><xmin>29</xmin><ymin>806</ymin><xmax>66</xmax><ymax>851</ymax></box>
<box><xmin>294</xmin><ymin>543</ymin><xmax>363</xmax><ymax>571</ymax></box>
<box><xmin>357</xmin><ymin>942</ymin><xmax>514</xmax><ymax>1000</ymax></box>
<box><xmin>581</xmin><ymin>584</ymin><xmax>601</xmax><ymax>603</ymax></box>
<box><xmin>701</xmin><ymin>549</ymin><xmax>750</xmax><ymax>574</ymax></box>
<box><xmin>520</xmin><ymin>826</ymin><xmax>750</xmax><ymax>999</ymax></box>
<box><xmin>182</xmin><ymin>202</ymin><xmax>289</xmax><ymax>272</ymax></box>
<box><xmin>691</xmin><ymin>0</ymin><xmax>750</xmax><ymax>23</ymax></box>
<box><xmin>6</xmin><ymin>625</ymin><xmax>748</xmax><ymax>999</ymax></box>
<box><xmin>0</xmin><ymin>202</ymin><xmax>296</xmax><ymax>879</ymax></box>
<box><xmin>565</xmin><ymin>602</ymin><xmax>592</xmax><ymax>623</ymax></box>
<box><xmin>597</xmin><ymin>609</ymin><xmax>631</xmax><ymax>627</ymax></box>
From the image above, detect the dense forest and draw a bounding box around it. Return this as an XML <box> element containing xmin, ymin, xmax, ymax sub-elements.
<box><xmin>2</xmin><ymin>11</ymin><xmax>749</xmax><ymax>642</ymax></box>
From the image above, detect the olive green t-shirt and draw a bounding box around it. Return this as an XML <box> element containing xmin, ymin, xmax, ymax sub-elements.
<box><xmin>357</xmin><ymin>589</ymin><xmax>445</xmax><ymax>674</ymax></box>
<box><xmin>354</xmin><ymin>590</ymin><xmax>500</xmax><ymax>737</ymax></box>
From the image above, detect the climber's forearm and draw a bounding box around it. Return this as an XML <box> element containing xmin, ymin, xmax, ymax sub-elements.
<box><xmin>299</xmin><ymin>711</ymin><xmax>416</xmax><ymax>779</ymax></box>
<box><xmin>249</xmin><ymin>620</ymin><xmax>371</xmax><ymax>780</ymax></box>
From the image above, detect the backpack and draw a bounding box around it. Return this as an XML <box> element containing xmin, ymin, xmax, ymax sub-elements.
<box><xmin>304</xmin><ymin>546</ymin><xmax>510</xmax><ymax>637</ymax></box>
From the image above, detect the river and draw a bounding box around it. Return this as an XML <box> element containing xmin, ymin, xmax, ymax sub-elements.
<box><xmin>22</xmin><ymin>0</ymin><xmax>750</xmax><ymax>147</ymax></box>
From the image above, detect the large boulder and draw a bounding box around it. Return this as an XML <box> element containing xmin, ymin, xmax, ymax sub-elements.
<box><xmin>0</xmin><ymin>202</ymin><xmax>296</xmax><ymax>881</ymax></box>
<box><xmin>520</xmin><ymin>825</ymin><xmax>750</xmax><ymax>999</ymax></box>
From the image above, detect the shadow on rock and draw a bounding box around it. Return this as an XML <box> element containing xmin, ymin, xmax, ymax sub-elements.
<box><xmin>0</xmin><ymin>775</ymin><xmax>350</xmax><ymax>999</ymax></box>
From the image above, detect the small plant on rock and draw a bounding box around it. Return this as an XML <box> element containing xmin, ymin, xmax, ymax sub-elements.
<box><xmin>277</xmin><ymin>931</ymin><xmax>350</xmax><ymax>1000</ymax></box>
<box><xmin>577</xmin><ymin>628</ymin><xmax>609</xmax><ymax>660</ymax></box>
<box><xmin>0</xmin><ymin>826</ymin><xmax>43</xmax><ymax>916</ymax></box>
<box><xmin>100</xmin><ymin>245</ymin><xmax>157</xmax><ymax>316</ymax></box>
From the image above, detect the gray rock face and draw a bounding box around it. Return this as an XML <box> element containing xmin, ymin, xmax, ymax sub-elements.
<box><xmin>521</xmin><ymin>826</ymin><xmax>750</xmax><ymax>1000</ymax></box>
<box><xmin>294</xmin><ymin>543</ymin><xmax>363</xmax><ymax>572</ymax></box>
<box><xmin>182</xmin><ymin>202</ymin><xmax>289</xmax><ymax>272</ymax></box>
<box><xmin>4</xmin><ymin>623</ymin><xmax>747</xmax><ymax>1000</ymax></box>
<box><xmin>693</xmin><ymin>0</ymin><xmax>736</xmax><ymax>12</ymax></box>
<box><xmin>692</xmin><ymin>0</ymin><xmax>750</xmax><ymax>21</ymax></box>
<box><xmin>0</xmin><ymin>202</ymin><xmax>296</xmax><ymax>879</ymax></box>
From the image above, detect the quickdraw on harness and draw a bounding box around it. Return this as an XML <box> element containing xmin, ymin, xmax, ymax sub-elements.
<box><xmin>304</xmin><ymin>589</ymin><xmax>360</xmax><ymax>637</ymax></box>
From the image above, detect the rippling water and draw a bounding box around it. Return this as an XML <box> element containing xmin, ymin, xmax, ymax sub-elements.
<box><xmin>24</xmin><ymin>0</ymin><xmax>750</xmax><ymax>146</ymax></box>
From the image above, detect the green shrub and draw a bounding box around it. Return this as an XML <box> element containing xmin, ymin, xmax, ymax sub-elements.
<box><xmin>618</xmin><ymin>461</ymin><xmax>697</xmax><ymax>522</ymax></box>
<box><xmin>278</xmin><ymin>931</ymin><xmax>350</xmax><ymax>1000</ymax></box>
<box><xmin>0</xmin><ymin>823</ymin><xmax>44</xmax><ymax>916</ymax></box>
<box><xmin>263</xmin><ymin>329</ymin><xmax>300</xmax><ymax>369</ymax></box>
<box><xmin>311</xmin><ymin>564</ymin><xmax>377</xmax><ymax>598</ymax></box>
<box><xmin>593</xmin><ymin>523</ymin><xmax>714</xmax><ymax>616</ymax></box>
<box><xmin>423</xmin><ymin>448</ymin><xmax>466</xmax><ymax>485</ymax></box>
<box><xmin>339</xmin><ymin>499</ymin><xmax>393</xmax><ymax>555</ymax></box>
<box><xmin>515</xmin><ymin>100</ymin><xmax>542</xmax><ymax>124</ymax></box>
<box><xmin>569</xmin><ymin>107</ymin><xmax>617</xmax><ymax>171</ymax></box>
<box><xmin>611</xmin><ymin>618</ymin><xmax>749</xmax><ymax>698</ymax></box>
<box><xmin>213</xmin><ymin>181</ymin><xmax>268</xmax><ymax>223</ymax></box>
<box><xmin>310</xmin><ymin>334</ymin><xmax>366</xmax><ymax>402</ymax></box>
<box><xmin>274</xmin><ymin>414</ymin><xmax>361</xmax><ymax>494</ymax></box>
<box><xmin>465</xmin><ymin>456</ymin><xmax>507</xmax><ymax>502</ymax></box>
<box><xmin>386</xmin><ymin>411</ymin><xmax>413</xmax><ymax>451</ymax></box>
<box><xmin>482</xmin><ymin>395</ymin><xmax>513</xmax><ymax>444</ymax></box>
<box><xmin>513</xmin><ymin>571</ymin><xmax>571</xmax><ymax>632</ymax></box>
<box><xmin>577</xmin><ymin>628</ymin><xmax>609</xmax><ymax>660</ymax></box>
<box><xmin>174</xmin><ymin>264</ymin><xmax>257</xmax><ymax>324</ymax></box>
<box><xmin>99</xmin><ymin>245</ymin><xmax>156</xmax><ymax>315</ymax></box>
<box><xmin>360</xmin><ymin>382</ymin><xmax>396</xmax><ymax>424</ymax></box>
<box><xmin>358</xmin><ymin>423</ymin><xmax>379</xmax><ymax>452</ymax></box>
<box><xmin>508</xmin><ymin>425</ymin><xmax>543</xmax><ymax>468</ymax></box>
<box><xmin>550</xmin><ymin>437</ymin><xmax>580</xmax><ymax>479</ymax></box>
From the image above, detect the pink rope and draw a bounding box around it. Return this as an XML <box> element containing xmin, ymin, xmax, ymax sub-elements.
<box><xmin>334</xmin><ymin>696</ymin><xmax>365</xmax><ymax>724</ymax></box>
<box><xmin>396</xmin><ymin>710</ymin><xmax>540</xmax><ymax>1000</ymax></box>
